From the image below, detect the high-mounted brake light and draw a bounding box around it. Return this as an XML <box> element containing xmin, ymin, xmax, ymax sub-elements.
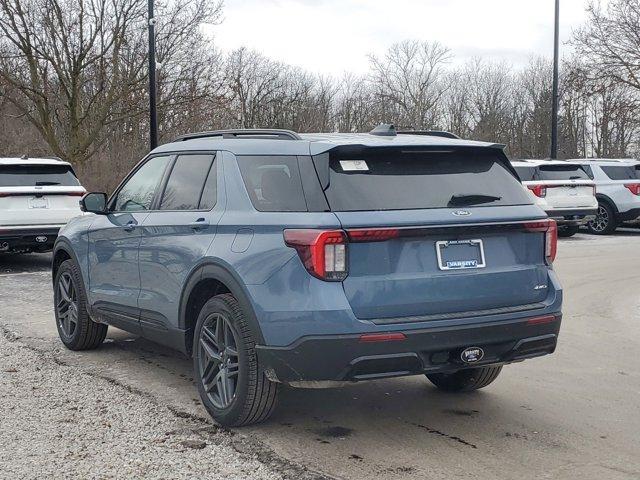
<box><xmin>524</xmin><ymin>219</ymin><xmax>558</xmax><ymax>264</ymax></box>
<box><xmin>284</xmin><ymin>229</ymin><xmax>347</xmax><ymax>281</ymax></box>
<box><xmin>624</xmin><ymin>183</ymin><xmax>640</xmax><ymax>196</ymax></box>
<box><xmin>527</xmin><ymin>184</ymin><xmax>547</xmax><ymax>198</ymax></box>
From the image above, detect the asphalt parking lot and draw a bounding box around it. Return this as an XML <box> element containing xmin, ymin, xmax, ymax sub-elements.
<box><xmin>1</xmin><ymin>230</ymin><xmax>639</xmax><ymax>480</ymax></box>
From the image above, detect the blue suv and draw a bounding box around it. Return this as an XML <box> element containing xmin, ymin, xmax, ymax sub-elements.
<box><xmin>52</xmin><ymin>126</ymin><xmax>563</xmax><ymax>426</ymax></box>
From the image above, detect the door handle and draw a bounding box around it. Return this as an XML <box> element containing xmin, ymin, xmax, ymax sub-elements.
<box><xmin>190</xmin><ymin>218</ymin><xmax>210</xmax><ymax>231</ymax></box>
<box><xmin>123</xmin><ymin>220</ymin><xmax>137</xmax><ymax>232</ymax></box>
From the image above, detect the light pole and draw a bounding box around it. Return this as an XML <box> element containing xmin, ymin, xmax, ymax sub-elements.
<box><xmin>148</xmin><ymin>0</ymin><xmax>158</xmax><ymax>150</ymax></box>
<box><xmin>550</xmin><ymin>0</ymin><xmax>560</xmax><ymax>159</ymax></box>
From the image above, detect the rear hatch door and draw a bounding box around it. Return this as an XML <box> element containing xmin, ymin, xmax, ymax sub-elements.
<box><xmin>317</xmin><ymin>146</ymin><xmax>551</xmax><ymax>321</ymax></box>
<box><xmin>537</xmin><ymin>164</ymin><xmax>595</xmax><ymax>208</ymax></box>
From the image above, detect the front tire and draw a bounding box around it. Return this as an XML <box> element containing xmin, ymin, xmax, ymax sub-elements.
<box><xmin>426</xmin><ymin>366</ymin><xmax>502</xmax><ymax>392</ymax></box>
<box><xmin>193</xmin><ymin>294</ymin><xmax>278</xmax><ymax>427</ymax></box>
<box><xmin>54</xmin><ymin>259</ymin><xmax>108</xmax><ymax>350</ymax></box>
<box><xmin>587</xmin><ymin>201</ymin><xmax>617</xmax><ymax>235</ymax></box>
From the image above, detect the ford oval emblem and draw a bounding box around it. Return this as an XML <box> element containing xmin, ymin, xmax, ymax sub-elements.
<box><xmin>461</xmin><ymin>346</ymin><xmax>484</xmax><ymax>364</ymax></box>
<box><xmin>452</xmin><ymin>210</ymin><xmax>471</xmax><ymax>217</ymax></box>
<box><xmin>35</xmin><ymin>236</ymin><xmax>48</xmax><ymax>243</ymax></box>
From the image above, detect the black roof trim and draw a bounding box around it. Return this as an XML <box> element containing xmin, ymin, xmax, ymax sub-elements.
<box><xmin>397</xmin><ymin>130</ymin><xmax>460</xmax><ymax>139</ymax></box>
<box><xmin>174</xmin><ymin>129</ymin><xmax>302</xmax><ymax>142</ymax></box>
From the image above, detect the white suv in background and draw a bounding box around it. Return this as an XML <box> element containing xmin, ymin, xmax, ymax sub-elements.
<box><xmin>512</xmin><ymin>159</ymin><xmax>598</xmax><ymax>237</ymax></box>
<box><xmin>0</xmin><ymin>157</ymin><xmax>85</xmax><ymax>253</ymax></box>
<box><xmin>571</xmin><ymin>159</ymin><xmax>640</xmax><ymax>235</ymax></box>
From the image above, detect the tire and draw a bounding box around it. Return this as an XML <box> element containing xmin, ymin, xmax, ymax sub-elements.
<box><xmin>426</xmin><ymin>366</ymin><xmax>503</xmax><ymax>392</ymax></box>
<box><xmin>54</xmin><ymin>259</ymin><xmax>108</xmax><ymax>350</ymax></box>
<box><xmin>193</xmin><ymin>293</ymin><xmax>279</xmax><ymax>427</ymax></box>
<box><xmin>558</xmin><ymin>225</ymin><xmax>579</xmax><ymax>237</ymax></box>
<box><xmin>587</xmin><ymin>201</ymin><xmax>617</xmax><ymax>235</ymax></box>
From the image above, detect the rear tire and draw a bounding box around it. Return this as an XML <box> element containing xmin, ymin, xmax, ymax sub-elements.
<box><xmin>558</xmin><ymin>225</ymin><xmax>579</xmax><ymax>237</ymax></box>
<box><xmin>426</xmin><ymin>366</ymin><xmax>502</xmax><ymax>392</ymax></box>
<box><xmin>587</xmin><ymin>201</ymin><xmax>617</xmax><ymax>235</ymax></box>
<box><xmin>54</xmin><ymin>259</ymin><xmax>108</xmax><ymax>350</ymax></box>
<box><xmin>193</xmin><ymin>293</ymin><xmax>279</xmax><ymax>427</ymax></box>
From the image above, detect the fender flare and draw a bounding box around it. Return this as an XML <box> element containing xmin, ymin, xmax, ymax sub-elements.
<box><xmin>52</xmin><ymin>239</ymin><xmax>83</xmax><ymax>285</ymax></box>
<box><xmin>178</xmin><ymin>259</ymin><xmax>265</xmax><ymax>345</ymax></box>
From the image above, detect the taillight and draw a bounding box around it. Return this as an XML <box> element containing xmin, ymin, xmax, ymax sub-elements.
<box><xmin>624</xmin><ymin>183</ymin><xmax>640</xmax><ymax>196</ymax></box>
<box><xmin>347</xmin><ymin>228</ymin><xmax>400</xmax><ymax>242</ymax></box>
<box><xmin>67</xmin><ymin>190</ymin><xmax>87</xmax><ymax>196</ymax></box>
<box><xmin>527</xmin><ymin>184</ymin><xmax>547</xmax><ymax>198</ymax></box>
<box><xmin>524</xmin><ymin>219</ymin><xmax>558</xmax><ymax>264</ymax></box>
<box><xmin>284</xmin><ymin>229</ymin><xmax>347</xmax><ymax>281</ymax></box>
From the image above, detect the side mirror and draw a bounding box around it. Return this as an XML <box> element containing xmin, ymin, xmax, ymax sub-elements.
<box><xmin>80</xmin><ymin>192</ymin><xmax>108</xmax><ymax>214</ymax></box>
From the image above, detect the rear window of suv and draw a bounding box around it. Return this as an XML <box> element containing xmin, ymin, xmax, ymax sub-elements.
<box><xmin>0</xmin><ymin>164</ymin><xmax>80</xmax><ymax>187</ymax></box>
<box><xmin>322</xmin><ymin>148</ymin><xmax>532</xmax><ymax>211</ymax></box>
<box><xmin>538</xmin><ymin>164</ymin><xmax>591</xmax><ymax>181</ymax></box>
<box><xmin>601</xmin><ymin>165</ymin><xmax>640</xmax><ymax>180</ymax></box>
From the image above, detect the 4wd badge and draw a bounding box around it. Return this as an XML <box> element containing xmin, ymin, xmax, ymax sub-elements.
<box><xmin>461</xmin><ymin>347</ymin><xmax>484</xmax><ymax>364</ymax></box>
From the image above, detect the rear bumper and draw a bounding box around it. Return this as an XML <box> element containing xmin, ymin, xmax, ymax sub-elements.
<box><xmin>545</xmin><ymin>208</ymin><xmax>597</xmax><ymax>225</ymax></box>
<box><xmin>0</xmin><ymin>226</ymin><xmax>62</xmax><ymax>252</ymax></box>
<box><xmin>257</xmin><ymin>313</ymin><xmax>562</xmax><ymax>384</ymax></box>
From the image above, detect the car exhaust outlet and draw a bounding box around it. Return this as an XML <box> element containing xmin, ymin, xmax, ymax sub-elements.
<box><xmin>0</xmin><ymin>242</ymin><xmax>9</xmax><ymax>251</ymax></box>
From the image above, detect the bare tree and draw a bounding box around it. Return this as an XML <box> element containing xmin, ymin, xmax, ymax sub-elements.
<box><xmin>0</xmin><ymin>0</ymin><xmax>222</xmax><ymax>165</ymax></box>
<box><xmin>369</xmin><ymin>40</ymin><xmax>450</xmax><ymax>129</ymax></box>
<box><xmin>573</xmin><ymin>0</ymin><xmax>640</xmax><ymax>91</ymax></box>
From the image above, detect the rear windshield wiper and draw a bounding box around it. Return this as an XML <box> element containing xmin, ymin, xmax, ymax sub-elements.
<box><xmin>35</xmin><ymin>181</ymin><xmax>60</xmax><ymax>186</ymax></box>
<box><xmin>448</xmin><ymin>193</ymin><xmax>502</xmax><ymax>206</ymax></box>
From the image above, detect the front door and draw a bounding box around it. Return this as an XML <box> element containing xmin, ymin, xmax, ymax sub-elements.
<box><xmin>87</xmin><ymin>155</ymin><xmax>173</xmax><ymax>333</ymax></box>
<box><xmin>138</xmin><ymin>153</ymin><xmax>223</xmax><ymax>340</ymax></box>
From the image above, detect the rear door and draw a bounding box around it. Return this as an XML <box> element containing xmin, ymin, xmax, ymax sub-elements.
<box><xmin>536</xmin><ymin>164</ymin><xmax>595</xmax><ymax>209</ymax></box>
<box><xmin>0</xmin><ymin>163</ymin><xmax>84</xmax><ymax>226</ymax></box>
<box><xmin>138</xmin><ymin>153</ymin><xmax>223</xmax><ymax>337</ymax></box>
<box><xmin>318</xmin><ymin>147</ymin><xmax>551</xmax><ymax>320</ymax></box>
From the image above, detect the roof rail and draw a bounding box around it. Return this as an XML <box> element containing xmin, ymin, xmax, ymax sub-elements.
<box><xmin>397</xmin><ymin>130</ymin><xmax>460</xmax><ymax>139</ymax></box>
<box><xmin>174</xmin><ymin>129</ymin><xmax>302</xmax><ymax>142</ymax></box>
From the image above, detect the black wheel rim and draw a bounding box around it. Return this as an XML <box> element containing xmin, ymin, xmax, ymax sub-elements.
<box><xmin>198</xmin><ymin>313</ymin><xmax>240</xmax><ymax>410</ymax></box>
<box><xmin>589</xmin><ymin>205</ymin><xmax>609</xmax><ymax>232</ymax></box>
<box><xmin>56</xmin><ymin>272</ymin><xmax>78</xmax><ymax>338</ymax></box>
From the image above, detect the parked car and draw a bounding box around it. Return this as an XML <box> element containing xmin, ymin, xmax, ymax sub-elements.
<box><xmin>511</xmin><ymin>159</ymin><xmax>597</xmax><ymax>237</ymax></box>
<box><xmin>52</xmin><ymin>126</ymin><xmax>563</xmax><ymax>427</ymax></box>
<box><xmin>0</xmin><ymin>156</ymin><xmax>85</xmax><ymax>253</ymax></box>
<box><xmin>568</xmin><ymin>159</ymin><xmax>640</xmax><ymax>235</ymax></box>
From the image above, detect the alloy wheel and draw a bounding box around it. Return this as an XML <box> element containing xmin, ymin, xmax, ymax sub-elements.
<box><xmin>589</xmin><ymin>205</ymin><xmax>609</xmax><ymax>233</ymax></box>
<box><xmin>56</xmin><ymin>272</ymin><xmax>78</xmax><ymax>339</ymax></box>
<box><xmin>198</xmin><ymin>313</ymin><xmax>240</xmax><ymax>410</ymax></box>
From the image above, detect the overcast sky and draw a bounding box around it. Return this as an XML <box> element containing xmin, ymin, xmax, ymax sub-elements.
<box><xmin>207</xmin><ymin>0</ymin><xmax>597</xmax><ymax>75</ymax></box>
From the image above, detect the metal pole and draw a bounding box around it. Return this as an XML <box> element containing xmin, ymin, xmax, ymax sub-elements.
<box><xmin>550</xmin><ymin>0</ymin><xmax>560</xmax><ymax>159</ymax></box>
<box><xmin>148</xmin><ymin>0</ymin><xmax>158</xmax><ymax>150</ymax></box>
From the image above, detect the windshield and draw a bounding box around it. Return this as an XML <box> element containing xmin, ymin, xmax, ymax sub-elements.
<box><xmin>0</xmin><ymin>164</ymin><xmax>80</xmax><ymax>187</ymax></box>
<box><xmin>321</xmin><ymin>148</ymin><xmax>532</xmax><ymax>211</ymax></box>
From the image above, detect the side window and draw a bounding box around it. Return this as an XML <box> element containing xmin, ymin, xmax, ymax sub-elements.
<box><xmin>113</xmin><ymin>156</ymin><xmax>172</xmax><ymax>212</ymax></box>
<box><xmin>159</xmin><ymin>154</ymin><xmax>215</xmax><ymax>211</ymax></box>
<box><xmin>601</xmin><ymin>165</ymin><xmax>640</xmax><ymax>180</ymax></box>
<box><xmin>237</xmin><ymin>156</ymin><xmax>307</xmax><ymax>212</ymax></box>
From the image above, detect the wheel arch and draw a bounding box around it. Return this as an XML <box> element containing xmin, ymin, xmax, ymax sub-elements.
<box><xmin>52</xmin><ymin>241</ymin><xmax>81</xmax><ymax>285</ymax></box>
<box><xmin>595</xmin><ymin>193</ymin><xmax>618</xmax><ymax>213</ymax></box>
<box><xmin>179</xmin><ymin>259</ymin><xmax>265</xmax><ymax>356</ymax></box>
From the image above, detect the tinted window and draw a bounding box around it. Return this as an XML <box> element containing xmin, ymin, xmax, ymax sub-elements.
<box><xmin>538</xmin><ymin>164</ymin><xmax>590</xmax><ymax>181</ymax></box>
<box><xmin>601</xmin><ymin>165</ymin><xmax>640</xmax><ymax>180</ymax></box>
<box><xmin>513</xmin><ymin>166</ymin><xmax>536</xmax><ymax>182</ymax></box>
<box><xmin>159</xmin><ymin>155</ymin><xmax>215</xmax><ymax>210</ymax></box>
<box><xmin>0</xmin><ymin>164</ymin><xmax>79</xmax><ymax>187</ymax></box>
<box><xmin>238</xmin><ymin>156</ymin><xmax>307</xmax><ymax>212</ymax></box>
<box><xmin>580</xmin><ymin>165</ymin><xmax>594</xmax><ymax>179</ymax></box>
<box><xmin>114</xmin><ymin>156</ymin><xmax>172</xmax><ymax>212</ymax></box>
<box><xmin>323</xmin><ymin>149</ymin><xmax>532</xmax><ymax>211</ymax></box>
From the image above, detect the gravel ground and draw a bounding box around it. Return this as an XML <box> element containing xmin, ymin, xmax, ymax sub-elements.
<box><xmin>0</xmin><ymin>329</ymin><xmax>321</xmax><ymax>480</ymax></box>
